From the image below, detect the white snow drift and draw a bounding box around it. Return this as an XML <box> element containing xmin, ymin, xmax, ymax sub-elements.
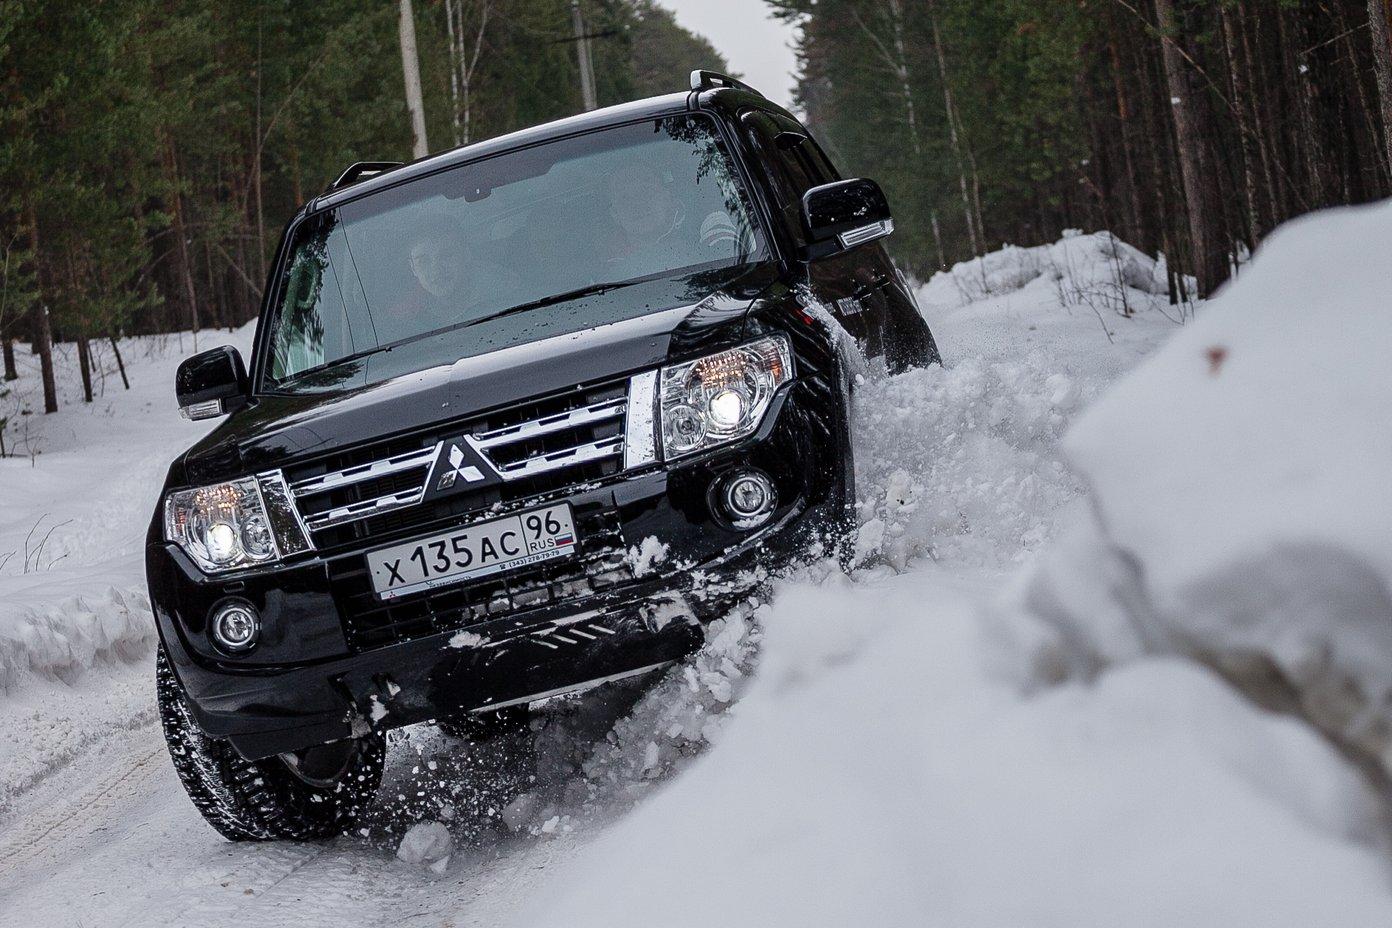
<box><xmin>1013</xmin><ymin>200</ymin><xmax>1392</xmax><ymax>780</ymax></box>
<box><xmin>506</xmin><ymin>207</ymin><xmax>1392</xmax><ymax>926</ymax></box>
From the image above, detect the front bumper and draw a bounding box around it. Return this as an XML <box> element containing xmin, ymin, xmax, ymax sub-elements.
<box><xmin>149</xmin><ymin>394</ymin><xmax>847</xmax><ymax>759</ymax></box>
<box><xmin>155</xmin><ymin>510</ymin><xmax>796</xmax><ymax>760</ymax></box>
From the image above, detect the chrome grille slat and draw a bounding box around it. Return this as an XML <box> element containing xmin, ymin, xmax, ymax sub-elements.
<box><xmin>291</xmin><ymin>445</ymin><xmax>438</xmax><ymax>497</ymax></box>
<box><xmin>491</xmin><ymin>435</ymin><xmax>624</xmax><ymax>478</ymax></box>
<box><xmin>288</xmin><ymin>379</ymin><xmax>636</xmax><ymax>537</ymax></box>
<box><xmin>304</xmin><ymin>487</ymin><xmax>426</xmax><ymax>529</ymax></box>
<box><xmin>471</xmin><ymin>398</ymin><xmax>626</xmax><ymax>447</ymax></box>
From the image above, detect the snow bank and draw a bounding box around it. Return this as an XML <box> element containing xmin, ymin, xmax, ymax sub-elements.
<box><xmin>1007</xmin><ymin>200</ymin><xmax>1392</xmax><ymax>780</ymax></box>
<box><xmin>486</xmin><ymin>222</ymin><xmax>1392</xmax><ymax>924</ymax></box>
<box><xmin>920</xmin><ymin>229</ymin><xmax>1174</xmax><ymax>311</ymax></box>
<box><xmin>0</xmin><ymin>562</ymin><xmax>155</xmax><ymax>692</ymax></box>
<box><xmin>508</xmin><ymin>571</ymin><xmax>1392</xmax><ymax>927</ymax></box>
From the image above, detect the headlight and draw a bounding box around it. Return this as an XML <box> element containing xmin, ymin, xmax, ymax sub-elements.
<box><xmin>164</xmin><ymin>477</ymin><xmax>280</xmax><ymax>573</ymax></box>
<box><xmin>659</xmin><ymin>336</ymin><xmax>792</xmax><ymax>459</ymax></box>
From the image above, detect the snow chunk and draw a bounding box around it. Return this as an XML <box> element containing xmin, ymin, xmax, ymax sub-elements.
<box><xmin>625</xmin><ymin>536</ymin><xmax>669</xmax><ymax>578</ymax></box>
<box><xmin>448</xmin><ymin>630</ymin><xmax>484</xmax><ymax>649</ymax></box>
<box><xmin>396</xmin><ymin>821</ymin><xmax>453</xmax><ymax>873</ymax></box>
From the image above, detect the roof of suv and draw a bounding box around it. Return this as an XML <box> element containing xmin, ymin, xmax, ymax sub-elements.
<box><xmin>311</xmin><ymin>88</ymin><xmax>779</xmax><ymax>215</ymax></box>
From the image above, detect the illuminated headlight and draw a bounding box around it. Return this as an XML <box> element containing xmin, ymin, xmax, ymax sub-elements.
<box><xmin>659</xmin><ymin>336</ymin><xmax>792</xmax><ymax>459</ymax></box>
<box><xmin>164</xmin><ymin>478</ymin><xmax>280</xmax><ymax>573</ymax></box>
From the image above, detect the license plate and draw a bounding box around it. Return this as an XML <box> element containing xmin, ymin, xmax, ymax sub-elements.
<box><xmin>367</xmin><ymin>503</ymin><xmax>577</xmax><ymax>600</ymax></box>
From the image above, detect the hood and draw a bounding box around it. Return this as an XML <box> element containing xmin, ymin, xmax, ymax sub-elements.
<box><xmin>180</xmin><ymin>265</ymin><xmax>778</xmax><ymax>485</ymax></box>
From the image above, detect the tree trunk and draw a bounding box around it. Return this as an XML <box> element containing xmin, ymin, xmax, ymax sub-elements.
<box><xmin>1236</xmin><ymin>0</ymin><xmax>1279</xmax><ymax>232</ymax></box>
<box><xmin>399</xmin><ymin>0</ymin><xmax>430</xmax><ymax>157</ymax></box>
<box><xmin>2</xmin><ymin>337</ymin><xmax>15</xmax><ymax>381</ymax></box>
<box><xmin>1107</xmin><ymin>38</ymin><xmax>1142</xmax><ymax>245</ymax></box>
<box><xmin>925</xmin><ymin>0</ymin><xmax>982</xmax><ymax>256</ymax></box>
<box><xmin>1370</xmin><ymin>0</ymin><xmax>1392</xmax><ymax>179</ymax></box>
<box><xmin>76</xmin><ymin>336</ymin><xmax>93</xmax><ymax>403</ymax></box>
<box><xmin>445</xmin><ymin>0</ymin><xmax>491</xmax><ymax>147</ymax></box>
<box><xmin>887</xmin><ymin>0</ymin><xmax>921</xmax><ymax>157</ymax></box>
<box><xmin>1279</xmin><ymin>9</ymin><xmax>1328</xmax><ymax>206</ymax></box>
<box><xmin>1152</xmin><ymin>0</ymin><xmax>1226</xmax><ymax>296</ymax></box>
<box><xmin>1220</xmin><ymin>4</ymin><xmax>1263</xmax><ymax>245</ymax></box>
<box><xmin>26</xmin><ymin>207</ymin><xmax>58</xmax><ymax>414</ymax></box>
<box><xmin>31</xmin><ymin>305</ymin><xmax>58</xmax><ymax>414</ymax></box>
<box><xmin>930</xmin><ymin>211</ymin><xmax>947</xmax><ymax>271</ymax></box>
<box><xmin>162</xmin><ymin>134</ymin><xmax>201</xmax><ymax>343</ymax></box>
<box><xmin>109</xmin><ymin>335</ymin><xmax>129</xmax><ymax>390</ymax></box>
<box><xmin>254</xmin><ymin>16</ymin><xmax>268</xmax><ymax>284</ymax></box>
<box><xmin>571</xmin><ymin>0</ymin><xmax>598</xmax><ymax>112</ymax></box>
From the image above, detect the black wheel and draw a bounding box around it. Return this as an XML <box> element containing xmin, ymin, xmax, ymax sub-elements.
<box><xmin>434</xmin><ymin>704</ymin><xmax>530</xmax><ymax>742</ymax></box>
<box><xmin>156</xmin><ymin>647</ymin><xmax>385</xmax><ymax>842</ymax></box>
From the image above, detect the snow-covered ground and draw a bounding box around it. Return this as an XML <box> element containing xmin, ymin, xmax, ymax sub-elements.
<box><xmin>2</xmin><ymin>218</ymin><xmax>1389</xmax><ymax>926</ymax></box>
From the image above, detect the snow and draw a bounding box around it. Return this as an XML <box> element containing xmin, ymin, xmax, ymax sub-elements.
<box><xmin>2</xmin><ymin>214</ymin><xmax>1390</xmax><ymax>925</ymax></box>
<box><xmin>510</xmin><ymin>573</ymin><xmax>1392</xmax><ymax>928</ymax></box>
<box><xmin>448</xmin><ymin>630</ymin><xmax>485</xmax><ymax>649</ymax></box>
<box><xmin>1009</xmin><ymin>199</ymin><xmax>1392</xmax><ymax>785</ymax></box>
<box><xmin>624</xmin><ymin>535</ymin><xmax>669</xmax><ymax>578</ymax></box>
<box><xmin>396</xmin><ymin>821</ymin><xmax>453</xmax><ymax>873</ymax></box>
<box><xmin>0</xmin><ymin>326</ymin><xmax>255</xmax><ymax>694</ymax></box>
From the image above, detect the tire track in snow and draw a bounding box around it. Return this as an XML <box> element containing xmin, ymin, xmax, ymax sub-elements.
<box><xmin>0</xmin><ymin>728</ymin><xmax>163</xmax><ymax>873</ymax></box>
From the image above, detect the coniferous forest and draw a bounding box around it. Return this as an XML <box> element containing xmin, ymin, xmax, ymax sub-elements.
<box><xmin>0</xmin><ymin>0</ymin><xmax>726</xmax><ymax>411</ymax></box>
<box><xmin>3</xmin><ymin>0</ymin><xmax>1391</xmax><ymax>415</ymax></box>
<box><xmin>779</xmin><ymin>0</ymin><xmax>1392</xmax><ymax>292</ymax></box>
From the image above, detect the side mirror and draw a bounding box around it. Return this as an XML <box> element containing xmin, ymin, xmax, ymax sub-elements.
<box><xmin>801</xmin><ymin>178</ymin><xmax>894</xmax><ymax>260</ymax></box>
<box><xmin>176</xmin><ymin>346</ymin><xmax>249</xmax><ymax>420</ymax></box>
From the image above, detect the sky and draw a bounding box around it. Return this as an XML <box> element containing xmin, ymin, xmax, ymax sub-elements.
<box><xmin>654</xmin><ymin>0</ymin><xmax>801</xmax><ymax>111</ymax></box>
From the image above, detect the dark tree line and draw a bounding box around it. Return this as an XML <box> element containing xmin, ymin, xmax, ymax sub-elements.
<box><xmin>771</xmin><ymin>0</ymin><xmax>1392</xmax><ymax>297</ymax></box>
<box><xmin>0</xmin><ymin>0</ymin><xmax>725</xmax><ymax>416</ymax></box>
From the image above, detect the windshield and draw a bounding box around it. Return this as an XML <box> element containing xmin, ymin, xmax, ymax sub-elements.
<box><xmin>262</xmin><ymin>114</ymin><xmax>766</xmax><ymax>393</ymax></box>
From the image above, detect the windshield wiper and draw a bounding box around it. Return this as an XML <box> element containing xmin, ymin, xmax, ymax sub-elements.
<box><xmin>271</xmin><ymin>342</ymin><xmax>397</xmax><ymax>389</ymax></box>
<box><xmin>270</xmin><ymin>279</ymin><xmax>642</xmax><ymax>391</ymax></box>
<box><xmin>448</xmin><ymin>278</ymin><xmax>642</xmax><ymax>334</ymax></box>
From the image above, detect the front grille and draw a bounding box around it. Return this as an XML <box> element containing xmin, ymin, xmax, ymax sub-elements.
<box><xmin>283</xmin><ymin>374</ymin><xmax>654</xmax><ymax>551</ymax></box>
<box><xmin>328</xmin><ymin>506</ymin><xmax>637</xmax><ymax>651</ymax></box>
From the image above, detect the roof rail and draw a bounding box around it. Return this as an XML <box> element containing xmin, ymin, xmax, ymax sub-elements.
<box><xmin>329</xmin><ymin>161</ymin><xmax>404</xmax><ymax>192</ymax></box>
<box><xmin>689</xmin><ymin>69</ymin><xmax>762</xmax><ymax>97</ymax></box>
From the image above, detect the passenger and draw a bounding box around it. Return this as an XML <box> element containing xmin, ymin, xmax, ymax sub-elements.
<box><xmin>602</xmin><ymin>162</ymin><xmax>745</xmax><ymax>280</ymax></box>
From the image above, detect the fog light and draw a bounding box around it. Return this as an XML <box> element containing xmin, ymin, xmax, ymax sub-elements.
<box><xmin>211</xmin><ymin>600</ymin><xmax>260</xmax><ymax>654</ymax></box>
<box><xmin>718</xmin><ymin>469</ymin><xmax>778</xmax><ymax>530</ymax></box>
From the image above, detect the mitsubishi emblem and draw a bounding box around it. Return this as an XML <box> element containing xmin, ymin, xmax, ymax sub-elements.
<box><xmin>436</xmin><ymin>442</ymin><xmax>486</xmax><ymax>490</ymax></box>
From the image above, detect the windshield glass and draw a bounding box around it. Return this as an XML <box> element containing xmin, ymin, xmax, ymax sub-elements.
<box><xmin>263</xmin><ymin>115</ymin><xmax>766</xmax><ymax>393</ymax></box>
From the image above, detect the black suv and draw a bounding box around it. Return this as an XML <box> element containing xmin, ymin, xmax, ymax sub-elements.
<box><xmin>149</xmin><ymin>72</ymin><xmax>938</xmax><ymax>840</ymax></box>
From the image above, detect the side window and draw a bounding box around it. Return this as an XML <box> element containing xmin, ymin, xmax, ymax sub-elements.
<box><xmin>740</xmin><ymin>110</ymin><xmax>840</xmax><ymax>241</ymax></box>
<box><xmin>269</xmin><ymin>216</ymin><xmax>365</xmax><ymax>383</ymax></box>
<box><xmin>767</xmin><ymin>112</ymin><xmax>839</xmax><ymax>189</ymax></box>
<box><xmin>799</xmin><ymin>137</ymin><xmax>840</xmax><ymax>185</ymax></box>
<box><xmin>740</xmin><ymin>111</ymin><xmax>815</xmax><ymax>236</ymax></box>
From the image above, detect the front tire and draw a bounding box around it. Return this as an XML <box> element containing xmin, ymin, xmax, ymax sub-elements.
<box><xmin>156</xmin><ymin>648</ymin><xmax>384</xmax><ymax>841</ymax></box>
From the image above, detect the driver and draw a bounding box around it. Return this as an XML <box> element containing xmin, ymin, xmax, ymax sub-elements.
<box><xmin>382</xmin><ymin>218</ymin><xmax>485</xmax><ymax>341</ymax></box>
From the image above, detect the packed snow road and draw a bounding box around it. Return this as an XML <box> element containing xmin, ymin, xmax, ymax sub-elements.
<box><xmin>4</xmin><ymin>226</ymin><xmax>1391</xmax><ymax>926</ymax></box>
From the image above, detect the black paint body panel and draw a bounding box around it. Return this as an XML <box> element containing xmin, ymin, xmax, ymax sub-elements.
<box><xmin>147</xmin><ymin>86</ymin><xmax>937</xmax><ymax>760</ymax></box>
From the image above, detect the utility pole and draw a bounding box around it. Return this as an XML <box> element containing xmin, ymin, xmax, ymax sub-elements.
<box><xmin>399</xmin><ymin>0</ymin><xmax>430</xmax><ymax>158</ymax></box>
<box><xmin>571</xmin><ymin>0</ymin><xmax>598</xmax><ymax>111</ymax></box>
